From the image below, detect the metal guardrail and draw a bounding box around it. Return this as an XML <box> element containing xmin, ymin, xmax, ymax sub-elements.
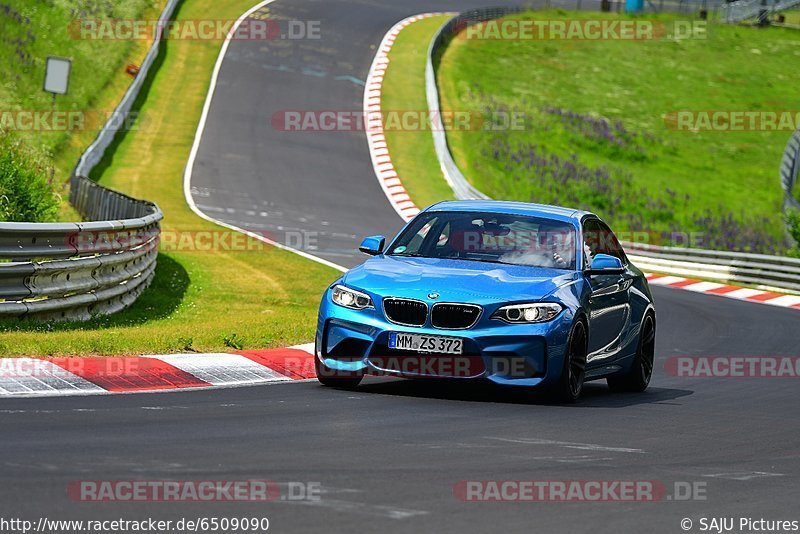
<box><xmin>425</xmin><ymin>7</ymin><xmax>521</xmax><ymax>201</ymax></box>
<box><xmin>0</xmin><ymin>0</ymin><xmax>178</xmax><ymax>321</ymax></box>
<box><xmin>624</xmin><ymin>243</ymin><xmax>800</xmax><ymax>292</ymax></box>
<box><xmin>0</xmin><ymin>182</ymin><xmax>161</xmax><ymax>321</ymax></box>
<box><xmin>720</xmin><ymin>0</ymin><xmax>800</xmax><ymax>22</ymax></box>
<box><xmin>74</xmin><ymin>0</ymin><xmax>180</xmax><ymax>177</ymax></box>
<box><xmin>427</xmin><ymin>8</ymin><xmax>800</xmax><ymax>294</ymax></box>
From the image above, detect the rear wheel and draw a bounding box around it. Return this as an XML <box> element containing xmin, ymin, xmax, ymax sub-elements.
<box><xmin>314</xmin><ymin>354</ymin><xmax>363</xmax><ymax>389</ymax></box>
<box><xmin>551</xmin><ymin>320</ymin><xmax>587</xmax><ymax>403</ymax></box>
<box><xmin>607</xmin><ymin>313</ymin><xmax>655</xmax><ymax>393</ymax></box>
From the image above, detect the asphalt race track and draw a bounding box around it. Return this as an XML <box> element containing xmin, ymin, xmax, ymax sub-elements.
<box><xmin>2</xmin><ymin>1</ymin><xmax>799</xmax><ymax>532</ymax></box>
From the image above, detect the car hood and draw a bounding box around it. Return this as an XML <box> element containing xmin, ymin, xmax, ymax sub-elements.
<box><xmin>343</xmin><ymin>256</ymin><xmax>578</xmax><ymax>304</ymax></box>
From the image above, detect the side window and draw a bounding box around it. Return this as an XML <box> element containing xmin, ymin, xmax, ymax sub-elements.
<box><xmin>583</xmin><ymin>219</ymin><xmax>626</xmax><ymax>266</ymax></box>
<box><xmin>434</xmin><ymin>222</ymin><xmax>452</xmax><ymax>249</ymax></box>
<box><xmin>582</xmin><ymin>220</ymin><xmax>601</xmax><ymax>268</ymax></box>
<box><xmin>400</xmin><ymin>218</ymin><xmax>437</xmax><ymax>255</ymax></box>
<box><xmin>595</xmin><ymin>221</ymin><xmax>626</xmax><ymax>263</ymax></box>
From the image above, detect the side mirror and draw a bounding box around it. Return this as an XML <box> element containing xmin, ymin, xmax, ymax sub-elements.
<box><xmin>359</xmin><ymin>235</ymin><xmax>385</xmax><ymax>256</ymax></box>
<box><xmin>587</xmin><ymin>253</ymin><xmax>624</xmax><ymax>275</ymax></box>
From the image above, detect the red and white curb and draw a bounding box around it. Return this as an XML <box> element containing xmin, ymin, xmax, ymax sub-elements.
<box><xmin>4</xmin><ymin>280</ymin><xmax>797</xmax><ymax>398</ymax></box>
<box><xmin>364</xmin><ymin>13</ymin><xmax>451</xmax><ymax>223</ymax></box>
<box><xmin>645</xmin><ymin>273</ymin><xmax>800</xmax><ymax>309</ymax></box>
<box><xmin>0</xmin><ymin>344</ymin><xmax>318</xmax><ymax>398</ymax></box>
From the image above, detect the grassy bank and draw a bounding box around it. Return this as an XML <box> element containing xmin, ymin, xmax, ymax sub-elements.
<box><xmin>381</xmin><ymin>14</ymin><xmax>454</xmax><ymax>209</ymax></box>
<box><xmin>379</xmin><ymin>11</ymin><xmax>800</xmax><ymax>254</ymax></box>
<box><xmin>0</xmin><ymin>0</ymin><xmax>339</xmax><ymax>356</ymax></box>
<box><xmin>0</xmin><ymin>0</ymin><xmax>166</xmax><ymax>220</ymax></box>
<box><xmin>434</xmin><ymin>10</ymin><xmax>800</xmax><ymax>253</ymax></box>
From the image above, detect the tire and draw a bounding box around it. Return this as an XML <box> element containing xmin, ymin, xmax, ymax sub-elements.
<box><xmin>315</xmin><ymin>354</ymin><xmax>363</xmax><ymax>389</ymax></box>
<box><xmin>607</xmin><ymin>312</ymin><xmax>655</xmax><ymax>393</ymax></box>
<box><xmin>551</xmin><ymin>320</ymin><xmax>588</xmax><ymax>403</ymax></box>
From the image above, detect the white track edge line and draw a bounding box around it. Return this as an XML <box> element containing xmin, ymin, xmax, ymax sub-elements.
<box><xmin>182</xmin><ymin>0</ymin><xmax>347</xmax><ymax>273</ymax></box>
<box><xmin>0</xmin><ymin>377</ymin><xmax>313</xmax><ymax>399</ymax></box>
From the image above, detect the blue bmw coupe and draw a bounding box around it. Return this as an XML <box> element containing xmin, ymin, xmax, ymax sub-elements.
<box><xmin>315</xmin><ymin>200</ymin><xmax>656</xmax><ymax>402</ymax></box>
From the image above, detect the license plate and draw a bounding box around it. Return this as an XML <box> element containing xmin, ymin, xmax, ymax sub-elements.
<box><xmin>388</xmin><ymin>332</ymin><xmax>463</xmax><ymax>354</ymax></box>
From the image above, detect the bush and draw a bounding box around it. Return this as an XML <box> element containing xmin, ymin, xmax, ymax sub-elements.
<box><xmin>0</xmin><ymin>132</ymin><xmax>60</xmax><ymax>222</ymax></box>
<box><xmin>786</xmin><ymin>210</ymin><xmax>800</xmax><ymax>258</ymax></box>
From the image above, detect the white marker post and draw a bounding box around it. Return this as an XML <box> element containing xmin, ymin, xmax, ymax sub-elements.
<box><xmin>43</xmin><ymin>56</ymin><xmax>71</xmax><ymax>105</ymax></box>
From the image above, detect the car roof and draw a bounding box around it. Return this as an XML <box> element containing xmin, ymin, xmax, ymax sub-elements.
<box><xmin>422</xmin><ymin>200</ymin><xmax>592</xmax><ymax>223</ymax></box>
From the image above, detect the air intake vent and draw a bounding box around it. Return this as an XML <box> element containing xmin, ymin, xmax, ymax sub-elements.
<box><xmin>431</xmin><ymin>303</ymin><xmax>482</xmax><ymax>329</ymax></box>
<box><xmin>383</xmin><ymin>298</ymin><xmax>427</xmax><ymax>326</ymax></box>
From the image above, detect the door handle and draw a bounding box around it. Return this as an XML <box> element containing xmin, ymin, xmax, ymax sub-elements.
<box><xmin>591</xmin><ymin>278</ymin><xmax>629</xmax><ymax>297</ymax></box>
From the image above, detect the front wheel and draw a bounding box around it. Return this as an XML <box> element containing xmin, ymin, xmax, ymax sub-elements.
<box><xmin>551</xmin><ymin>320</ymin><xmax>587</xmax><ymax>403</ymax></box>
<box><xmin>607</xmin><ymin>313</ymin><xmax>655</xmax><ymax>393</ymax></box>
<box><xmin>314</xmin><ymin>355</ymin><xmax>363</xmax><ymax>389</ymax></box>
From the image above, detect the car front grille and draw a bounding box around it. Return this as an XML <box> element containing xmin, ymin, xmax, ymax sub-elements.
<box><xmin>430</xmin><ymin>303</ymin><xmax>482</xmax><ymax>329</ymax></box>
<box><xmin>383</xmin><ymin>298</ymin><xmax>428</xmax><ymax>326</ymax></box>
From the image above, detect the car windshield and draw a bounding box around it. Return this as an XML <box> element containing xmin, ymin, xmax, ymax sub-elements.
<box><xmin>387</xmin><ymin>211</ymin><xmax>577</xmax><ymax>270</ymax></box>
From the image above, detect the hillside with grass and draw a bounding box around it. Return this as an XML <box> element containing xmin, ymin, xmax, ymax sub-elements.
<box><xmin>0</xmin><ymin>0</ymin><xmax>339</xmax><ymax>356</ymax></box>
<box><xmin>0</xmin><ymin>0</ymin><xmax>163</xmax><ymax>221</ymax></box>
<box><xmin>435</xmin><ymin>10</ymin><xmax>800</xmax><ymax>254</ymax></box>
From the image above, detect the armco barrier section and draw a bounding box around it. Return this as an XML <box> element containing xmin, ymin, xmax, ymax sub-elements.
<box><xmin>425</xmin><ymin>7</ymin><xmax>522</xmax><ymax>200</ymax></box>
<box><xmin>624</xmin><ymin>243</ymin><xmax>800</xmax><ymax>292</ymax></box>
<box><xmin>0</xmin><ymin>0</ymin><xmax>178</xmax><ymax>321</ymax></box>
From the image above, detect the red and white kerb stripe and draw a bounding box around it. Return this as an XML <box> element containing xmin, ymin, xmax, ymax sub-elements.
<box><xmin>364</xmin><ymin>13</ymin><xmax>451</xmax><ymax>222</ymax></box>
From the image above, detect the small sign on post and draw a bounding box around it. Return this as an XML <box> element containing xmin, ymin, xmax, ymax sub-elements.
<box><xmin>44</xmin><ymin>56</ymin><xmax>71</xmax><ymax>105</ymax></box>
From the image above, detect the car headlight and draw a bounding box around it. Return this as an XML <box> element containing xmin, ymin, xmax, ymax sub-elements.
<box><xmin>331</xmin><ymin>284</ymin><xmax>373</xmax><ymax>310</ymax></box>
<box><xmin>492</xmin><ymin>303</ymin><xmax>563</xmax><ymax>323</ymax></box>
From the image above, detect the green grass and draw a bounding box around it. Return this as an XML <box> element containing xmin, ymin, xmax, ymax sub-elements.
<box><xmin>381</xmin><ymin>14</ymin><xmax>455</xmax><ymax>209</ymax></box>
<box><xmin>1</xmin><ymin>0</ymin><xmax>168</xmax><ymax>221</ymax></box>
<box><xmin>0</xmin><ymin>131</ymin><xmax>60</xmax><ymax>221</ymax></box>
<box><xmin>787</xmin><ymin>209</ymin><xmax>800</xmax><ymax>257</ymax></box>
<box><xmin>433</xmin><ymin>10</ymin><xmax>800</xmax><ymax>253</ymax></box>
<box><xmin>0</xmin><ymin>0</ymin><xmax>339</xmax><ymax>356</ymax></box>
<box><xmin>380</xmin><ymin>10</ymin><xmax>800</xmax><ymax>254</ymax></box>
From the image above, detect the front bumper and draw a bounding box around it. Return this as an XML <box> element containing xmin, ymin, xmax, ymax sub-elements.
<box><xmin>316</xmin><ymin>292</ymin><xmax>574</xmax><ymax>387</ymax></box>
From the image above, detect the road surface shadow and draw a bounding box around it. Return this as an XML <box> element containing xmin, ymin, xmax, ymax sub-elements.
<box><xmin>355</xmin><ymin>376</ymin><xmax>692</xmax><ymax>407</ymax></box>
